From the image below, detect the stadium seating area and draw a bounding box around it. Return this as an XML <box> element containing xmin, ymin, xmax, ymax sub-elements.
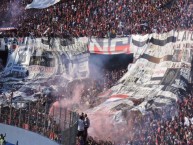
<box><xmin>0</xmin><ymin>68</ymin><xmax>127</xmax><ymax>144</ymax></box>
<box><xmin>0</xmin><ymin>0</ymin><xmax>193</xmax><ymax>145</ymax></box>
<box><xmin>76</xmin><ymin>93</ymin><xmax>193</xmax><ymax>144</ymax></box>
<box><xmin>0</xmin><ymin>0</ymin><xmax>192</xmax><ymax>38</ymax></box>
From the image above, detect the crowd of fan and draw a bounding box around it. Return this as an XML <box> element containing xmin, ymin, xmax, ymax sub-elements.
<box><xmin>1</xmin><ymin>58</ymin><xmax>193</xmax><ymax>144</ymax></box>
<box><xmin>3</xmin><ymin>55</ymin><xmax>193</xmax><ymax>145</ymax></box>
<box><xmin>71</xmin><ymin>73</ymin><xmax>193</xmax><ymax>145</ymax></box>
<box><xmin>0</xmin><ymin>0</ymin><xmax>193</xmax><ymax>145</ymax></box>
<box><xmin>0</xmin><ymin>67</ymin><xmax>127</xmax><ymax>144</ymax></box>
<box><xmin>119</xmin><ymin>94</ymin><xmax>193</xmax><ymax>145</ymax></box>
<box><xmin>0</xmin><ymin>96</ymin><xmax>67</xmax><ymax>144</ymax></box>
<box><xmin>77</xmin><ymin>94</ymin><xmax>193</xmax><ymax>145</ymax></box>
<box><xmin>0</xmin><ymin>0</ymin><xmax>192</xmax><ymax>38</ymax></box>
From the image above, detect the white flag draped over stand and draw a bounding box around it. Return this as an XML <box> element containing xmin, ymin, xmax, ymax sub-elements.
<box><xmin>26</xmin><ymin>0</ymin><xmax>60</xmax><ymax>9</ymax></box>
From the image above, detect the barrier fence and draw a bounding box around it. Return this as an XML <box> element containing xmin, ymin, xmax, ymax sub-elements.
<box><xmin>0</xmin><ymin>101</ymin><xmax>78</xmax><ymax>145</ymax></box>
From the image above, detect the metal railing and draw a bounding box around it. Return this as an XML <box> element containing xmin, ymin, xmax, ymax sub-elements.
<box><xmin>0</xmin><ymin>101</ymin><xmax>78</xmax><ymax>145</ymax></box>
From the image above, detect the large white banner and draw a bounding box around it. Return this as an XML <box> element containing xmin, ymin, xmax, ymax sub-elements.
<box><xmin>1</xmin><ymin>31</ymin><xmax>193</xmax><ymax>111</ymax></box>
<box><xmin>26</xmin><ymin>0</ymin><xmax>60</xmax><ymax>9</ymax></box>
<box><xmin>2</xmin><ymin>37</ymin><xmax>89</xmax><ymax>80</ymax></box>
<box><xmin>89</xmin><ymin>30</ymin><xmax>193</xmax><ymax>119</ymax></box>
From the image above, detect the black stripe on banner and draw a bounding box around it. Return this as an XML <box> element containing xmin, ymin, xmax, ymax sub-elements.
<box><xmin>141</xmin><ymin>54</ymin><xmax>160</xmax><ymax>63</ymax></box>
<box><xmin>149</xmin><ymin>36</ymin><xmax>177</xmax><ymax>46</ymax></box>
<box><xmin>132</xmin><ymin>39</ymin><xmax>147</xmax><ymax>47</ymax></box>
<box><xmin>141</xmin><ymin>54</ymin><xmax>173</xmax><ymax>63</ymax></box>
<box><xmin>162</xmin><ymin>55</ymin><xmax>173</xmax><ymax>61</ymax></box>
<box><xmin>132</xmin><ymin>36</ymin><xmax>177</xmax><ymax>47</ymax></box>
<box><xmin>151</xmin><ymin>77</ymin><xmax>164</xmax><ymax>81</ymax></box>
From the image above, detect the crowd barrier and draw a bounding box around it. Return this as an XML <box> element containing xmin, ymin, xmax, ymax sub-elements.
<box><xmin>0</xmin><ymin>101</ymin><xmax>78</xmax><ymax>145</ymax></box>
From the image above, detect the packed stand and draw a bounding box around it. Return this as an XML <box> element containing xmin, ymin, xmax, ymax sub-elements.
<box><xmin>75</xmin><ymin>82</ymin><xmax>193</xmax><ymax>144</ymax></box>
<box><xmin>0</xmin><ymin>95</ymin><xmax>77</xmax><ymax>144</ymax></box>
<box><xmin>0</xmin><ymin>0</ymin><xmax>192</xmax><ymax>38</ymax></box>
<box><xmin>0</xmin><ymin>67</ymin><xmax>127</xmax><ymax>144</ymax></box>
<box><xmin>118</xmin><ymin>94</ymin><xmax>193</xmax><ymax>145</ymax></box>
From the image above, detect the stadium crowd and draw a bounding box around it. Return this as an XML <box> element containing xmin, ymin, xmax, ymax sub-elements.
<box><xmin>0</xmin><ymin>0</ymin><xmax>192</xmax><ymax>38</ymax></box>
<box><xmin>0</xmin><ymin>67</ymin><xmax>127</xmax><ymax>144</ymax></box>
<box><xmin>0</xmin><ymin>0</ymin><xmax>193</xmax><ymax>144</ymax></box>
<box><xmin>75</xmin><ymin>92</ymin><xmax>193</xmax><ymax>145</ymax></box>
<box><xmin>123</xmin><ymin>94</ymin><xmax>193</xmax><ymax>145</ymax></box>
<box><xmin>0</xmin><ymin>92</ymin><xmax>75</xmax><ymax>144</ymax></box>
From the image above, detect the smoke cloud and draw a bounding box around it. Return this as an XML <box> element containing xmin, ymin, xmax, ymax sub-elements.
<box><xmin>47</xmin><ymin>53</ymin><xmax>133</xmax><ymax>142</ymax></box>
<box><xmin>49</xmin><ymin>82</ymin><xmax>85</xmax><ymax>114</ymax></box>
<box><xmin>86</xmin><ymin>110</ymin><xmax>136</xmax><ymax>144</ymax></box>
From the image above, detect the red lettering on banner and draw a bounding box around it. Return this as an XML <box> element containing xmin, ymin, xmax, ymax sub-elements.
<box><xmin>88</xmin><ymin>38</ymin><xmax>130</xmax><ymax>54</ymax></box>
<box><xmin>28</xmin><ymin>65</ymin><xmax>55</xmax><ymax>73</ymax></box>
<box><xmin>89</xmin><ymin>45</ymin><xmax>130</xmax><ymax>54</ymax></box>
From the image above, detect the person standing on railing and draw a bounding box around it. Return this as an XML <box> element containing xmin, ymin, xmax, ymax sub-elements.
<box><xmin>77</xmin><ymin>115</ymin><xmax>85</xmax><ymax>138</ymax></box>
<box><xmin>83</xmin><ymin>114</ymin><xmax>90</xmax><ymax>141</ymax></box>
<box><xmin>0</xmin><ymin>134</ymin><xmax>6</xmax><ymax>145</ymax></box>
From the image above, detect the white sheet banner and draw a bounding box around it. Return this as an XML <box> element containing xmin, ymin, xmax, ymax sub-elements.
<box><xmin>26</xmin><ymin>0</ymin><xmax>60</xmax><ymax>9</ymax></box>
